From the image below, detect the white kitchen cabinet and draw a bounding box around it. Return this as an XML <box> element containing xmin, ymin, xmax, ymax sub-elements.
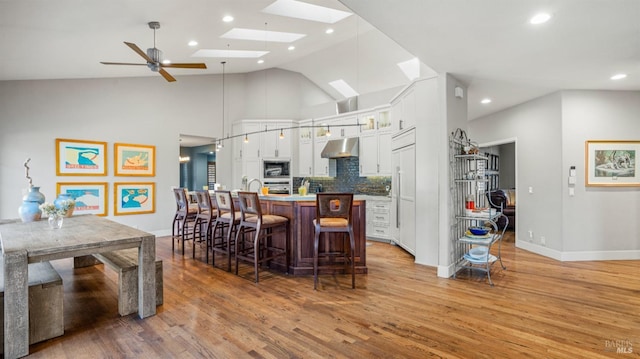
<box><xmin>241</xmin><ymin>122</ymin><xmax>262</xmax><ymax>160</ymax></box>
<box><xmin>391</xmin><ymin>129</ymin><xmax>416</xmax><ymax>255</ymax></box>
<box><xmin>332</xmin><ymin>115</ymin><xmax>360</xmax><ymax>138</ymax></box>
<box><xmin>359</xmin><ymin>130</ymin><xmax>392</xmax><ymax>176</ymax></box>
<box><xmin>297</xmin><ymin>119</ymin><xmax>313</xmax><ymax>177</ymax></box>
<box><xmin>261</xmin><ymin>121</ymin><xmax>293</xmax><ymax>159</ymax></box>
<box><xmin>366</xmin><ymin>199</ymin><xmax>392</xmax><ymax>241</ymax></box>
<box><xmin>392</xmin><ymin>86</ymin><xmax>416</xmax><ymax>133</ymax></box>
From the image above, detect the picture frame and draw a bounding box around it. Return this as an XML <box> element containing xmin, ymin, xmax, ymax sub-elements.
<box><xmin>585</xmin><ymin>140</ymin><xmax>639</xmax><ymax>187</ymax></box>
<box><xmin>56</xmin><ymin>182</ymin><xmax>108</xmax><ymax>216</ymax></box>
<box><xmin>55</xmin><ymin>138</ymin><xmax>107</xmax><ymax>176</ymax></box>
<box><xmin>114</xmin><ymin>182</ymin><xmax>155</xmax><ymax>215</ymax></box>
<box><xmin>114</xmin><ymin>143</ymin><xmax>156</xmax><ymax>176</ymax></box>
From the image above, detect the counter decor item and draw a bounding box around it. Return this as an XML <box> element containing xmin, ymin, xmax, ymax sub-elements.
<box><xmin>54</xmin><ymin>193</ymin><xmax>76</xmax><ymax>217</ymax></box>
<box><xmin>18</xmin><ymin>158</ymin><xmax>46</xmax><ymax>222</ymax></box>
<box><xmin>41</xmin><ymin>199</ymin><xmax>75</xmax><ymax>229</ymax></box>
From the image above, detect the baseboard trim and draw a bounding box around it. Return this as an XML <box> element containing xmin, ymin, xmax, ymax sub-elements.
<box><xmin>517</xmin><ymin>240</ymin><xmax>640</xmax><ymax>261</ymax></box>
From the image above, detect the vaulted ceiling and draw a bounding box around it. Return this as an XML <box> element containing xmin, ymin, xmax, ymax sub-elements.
<box><xmin>1</xmin><ymin>0</ymin><xmax>638</xmax><ymax>121</ymax></box>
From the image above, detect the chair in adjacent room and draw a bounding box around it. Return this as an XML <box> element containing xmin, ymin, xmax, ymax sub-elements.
<box><xmin>193</xmin><ymin>190</ymin><xmax>218</xmax><ymax>262</ymax></box>
<box><xmin>234</xmin><ymin>191</ymin><xmax>289</xmax><ymax>283</ymax></box>
<box><xmin>172</xmin><ymin>187</ymin><xmax>198</xmax><ymax>255</ymax></box>
<box><xmin>210</xmin><ymin>190</ymin><xmax>240</xmax><ymax>271</ymax></box>
<box><xmin>313</xmin><ymin>193</ymin><xmax>355</xmax><ymax>290</ymax></box>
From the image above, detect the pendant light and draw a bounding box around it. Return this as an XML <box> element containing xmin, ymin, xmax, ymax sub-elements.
<box><xmin>279</xmin><ymin>128</ymin><xmax>284</xmax><ymax>139</ymax></box>
<box><xmin>217</xmin><ymin>61</ymin><xmax>227</xmax><ymax>151</ymax></box>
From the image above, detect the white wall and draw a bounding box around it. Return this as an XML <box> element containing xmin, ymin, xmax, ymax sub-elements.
<box><xmin>0</xmin><ymin>70</ymin><xmax>331</xmax><ymax>235</ymax></box>
<box><xmin>561</xmin><ymin>90</ymin><xmax>640</xmax><ymax>257</ymax></box>
<box><xmin>469</xmin><ymin>93</ymin><xmax>564</xmax><ymax>254</ymax></box>
<box><xmin>469</xmin><ymin>90</ymin><xmax>640</xmax><ymax>260</ymax></box>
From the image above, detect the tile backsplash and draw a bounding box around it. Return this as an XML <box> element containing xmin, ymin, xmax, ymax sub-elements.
<box><xmin>294</xmin><ymin>157</ymin><xmax>391</xmax><ymax>196</ymax></box>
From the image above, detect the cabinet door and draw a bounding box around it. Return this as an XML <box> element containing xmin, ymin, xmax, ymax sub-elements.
<box><xmin>393</xmin><ymin>144</ymin><xmax>416</xmax><ymax>255</ymax></box>
<box><xmin>262</xmin><ymin>122</ymin><xmax>292</xmax><ymax>158</ymax></box>
<box><xmin>242</xmin><ymin>123</ymin><xmax>262</xmax><ymax>159</ymax></box>
<box><xmin>313</xmin><ymin>137</ymin><xmax>330</xmax><ymax>176</ymax></box>
<box><xmin>377</xmin><ymin>108</ymin><xmax>392</xmax><ymax>132</ymax></box>
<box><xmin>377</xmin><ymin>132</ymin><xmax>392</xmax><ymax>175</ymax></box>
<box><xmin>401</xmin><ymin>88</ymin><xmax>416</xmax><ymax>131</ymax></box>
<box><xmin>359</xmin><ymin>133</ymin><xmax>378</xmax><ymax>176</ymax></box>
<box><xmin>359</xmin><ymin>112</ymin><xmax>377</xmax><ymax>134</ymax></box>
<box><xmin>242</xmin><ymin>158</ymin><xmax>261</xmax><ymax>183</ymax></box>
<box><xmin>339</xmin><ymin>116</ymin><xmax>360</xmax><ymax>138</ymax></box>
<box><xmin>298</xmin><ymin>139</ymin><xmax>313</xmax><ymax>177</ymax></box>
<box><xmin>232</xmin><ymin>123</ymin><xmax>244</xmax><ymax>161</ymax></box>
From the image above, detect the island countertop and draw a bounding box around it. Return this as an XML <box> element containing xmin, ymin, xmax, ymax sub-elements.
<box><xmin>256</xmin><ymin>194</ymin><xmax>391</xmax><ymax>202</ymax></box>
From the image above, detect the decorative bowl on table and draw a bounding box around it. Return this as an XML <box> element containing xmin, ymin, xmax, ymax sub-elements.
<box><xmin>468</xmin><ymin>226</ymin><xmax>489</xmax><ymax>236</ymax></box>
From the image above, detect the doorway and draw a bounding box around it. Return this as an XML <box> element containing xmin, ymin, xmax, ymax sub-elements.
<box><xmin>479</xmin><ymin>139</ymin><xmax>516</xmax><ymax>239</ymax></box>
<box><xmin>179</xmin><ymin>134</ymin><xmax>217</xmax><ymax>191</ymax></box>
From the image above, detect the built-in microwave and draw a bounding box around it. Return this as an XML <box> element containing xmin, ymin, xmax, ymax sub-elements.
<box><xmin>263</xmin><ymin>160</ymin><xmax>290</xmax><ymax>179</ymax></box>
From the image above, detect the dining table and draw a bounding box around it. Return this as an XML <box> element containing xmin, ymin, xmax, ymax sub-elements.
<box><xmin>0</xmin><ymin>215</ymin><xmax>156</xmax><ymax>359</ymax></box>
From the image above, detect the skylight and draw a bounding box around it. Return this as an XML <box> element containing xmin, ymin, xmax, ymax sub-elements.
<box><xmin>397</xmin><ymin>58</ymin><xmax>420</xmax><ymax>81</ymax></box>
<box><xmin>329</xmin><ymin>79</ymin><xmax>359</xmax><ymax>98</ymax></box>
<box><xmin>262</xmin><ymin>0</ymin><xmax>352</xmax><ymax>24</ymax></box>
<box><xmin>191</xmin><ymin>49</ymin><xmax>269</xmax><ymax>58</ymax></box>
<box><xmin>221</xmin><ymin>28</ymin><xmax>306</xmax><ymax>43</ymax></box>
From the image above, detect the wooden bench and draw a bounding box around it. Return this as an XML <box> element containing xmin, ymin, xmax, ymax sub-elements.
<box><xmin>90</xmin><ymin>249</ymin><xmax>163</xmax><ymax>316</ymax></box>
<box><xmin>0</xmin><ymin>260</ymin><xmax>64</xmax><ymax>353</ymax></box>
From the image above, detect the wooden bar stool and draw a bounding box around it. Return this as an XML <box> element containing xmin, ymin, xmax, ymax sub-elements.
<box><xmin>194</xmin><ymin>190</ymin><xmax>218</xmax><ymax>262</ymax></box>
<box><xmin>313</xmin><ymin>193</ymin><xmax>355</xmax><ymax>290</ymax></box>
<box><xmin>235</xmin><ymin>191</ymin><xmax>289</xmax><ymax>283</ymax></box>
<box><xmin>210</xmin><ymin>190</ymin><xmax>240</xmax><ymax>271</ymax></box>
<box><xmin>172</xmin><ymin>187</ymin><xmax>198</xmax><ymax>256</ymax></box>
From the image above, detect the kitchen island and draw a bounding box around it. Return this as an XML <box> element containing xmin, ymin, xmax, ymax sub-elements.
<box><xmin>255</xmin><ymin>195</ymin><xmax>367</xmax><ymax>276</ymax></box>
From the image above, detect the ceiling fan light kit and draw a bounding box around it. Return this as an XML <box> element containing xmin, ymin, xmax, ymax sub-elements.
<box><xmin>100</xmin><ymin>21</ymin><xmax>207</xmax><ymax>82</ymax></box>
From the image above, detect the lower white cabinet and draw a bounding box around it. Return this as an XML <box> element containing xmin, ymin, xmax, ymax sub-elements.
<box><xmin>366</xmin><ymin>199</ymin><xmax>391</xmax><ymax>240</ymax></box>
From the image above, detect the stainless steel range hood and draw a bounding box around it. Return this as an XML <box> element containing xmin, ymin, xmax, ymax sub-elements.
<box><xmin>321</xmin><ymin>137</ymin><xmax>359</xmax><ymax>158</ymax></box>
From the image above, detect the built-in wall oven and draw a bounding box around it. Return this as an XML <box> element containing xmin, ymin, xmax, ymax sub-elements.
<box><xmin>263</xmin><ymin>160</ymin><xmax>291</xmax><ymax>194</ymax></box>
<box><xmin>263</xmin><ymin>180</ymin><xmax>291</xmax><ymax>195</ymax></box>
<box><xmin>263</xmin><ymin>160</ymin><xmax>290</xmax><ymax>179</ymax></box>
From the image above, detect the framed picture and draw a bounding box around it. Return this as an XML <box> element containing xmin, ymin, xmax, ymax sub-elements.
<box><xmin>585</xmin><ymin>140</ymin><xmax>639</xmax><ymax>187</ymax></box>
<box><xmin>114</xmin><ymin>182</ymin><xmax>155</xmax><ymax>215</ymax></box>
<box><xmin>114</xmin><ymin>143</ymin><xmax>156</xmax><ymax>176</ymax></box>
<box><xmin>56</xmin><ymin>138</ymin><xmax>107</xmax><ymax>176</ymax></box>
<box><xmin>56</xmin><ymin>182</ymin><xmax>108</xmax><ymax>216</ymax></box>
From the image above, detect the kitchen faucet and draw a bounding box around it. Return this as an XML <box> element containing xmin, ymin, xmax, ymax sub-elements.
<box><xmin>246</xmin><ymin>178</ymin><xmax>263</xmax><ymax>192</ymax></box>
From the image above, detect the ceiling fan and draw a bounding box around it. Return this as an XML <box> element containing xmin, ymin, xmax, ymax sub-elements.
<box><xmin>101</xmin><ymin>21</ymin><xmax>207</xmax><ymax>82</ymax></box>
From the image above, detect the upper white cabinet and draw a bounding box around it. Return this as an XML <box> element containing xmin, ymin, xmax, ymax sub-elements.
<box><xmin>297</xmin><ymin>119</ymin><xmax>313</xmax><ymax>177</ymax></box>
<box><xmin>313</xmin><ymin>124</ymin><xmax>332</xmax><ymax>177</ymax></box>
<box><xmin>261</xmin><ymin>121</ymin><xmax>293</xmax><ymax>159</ymax></box>
<box><xmin>359</xmin><ymin>106</ymin><xmax>392</xmax><ymax>176</ymax></box>
<box><xmin>392</xmin><ymin>86</ymin><xmax>416</xmax><ymax>133</ymax></box>
<box><xmin>329</xmin><ymin>115</ymin><xmax>360</xmax><ymax>138</ymax></box>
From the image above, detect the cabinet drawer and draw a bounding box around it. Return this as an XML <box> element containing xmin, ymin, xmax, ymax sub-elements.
<box><xmin>371</xmin><ymin>212</ymin><xmax>389</xmax><ymax>223</ymax></box>
<box><xmin>371</xmin><ymin>224</ymin><xmax>390</xmax><ymax>237</ymax></box>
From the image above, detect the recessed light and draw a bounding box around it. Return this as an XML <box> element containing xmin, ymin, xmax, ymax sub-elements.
<box><xmin>288</xmin><ymin>45</ymin><xmax>295</xmax><ymax>51</ymax></box>
<box><xmin>530</xmin><ymin>13</ymin><xmax>551</xmax><ymax>25</ymax></box>
<box><xmin>222</xmin><ymin>15</ymin><xmax>234</xmax><ymax>23</ymax></box>
<box><xmin>188</xmin><ymin>40</ymin><xmax>198</xmax><ymax>47</ymax></box>
<box><xmin>325</xmin><ymin>28</ymin><xmax>334</xmax><ymax>34</ymax></box>
<box><xmin>257</xmin><ymin>59</ymin><xmax>265</xmax><ymax>64</ymax></box>
<box><xmin>610</xmin><ymin>73</ymin><xmax>627</xmax><ymax>80</ymax></box>
<box><xmin>481</xmin><ymin>98</ymin><xmax>492</xmax><ymax>104</ymax></box>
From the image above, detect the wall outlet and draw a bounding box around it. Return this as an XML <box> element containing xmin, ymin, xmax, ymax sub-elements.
<box><xmin>528</xmin><ymin>230</ymin><xmax>533</xmax><ymax>239</ymax></box>
<box><xmin>540</xmin><ymin>236</ymin><xmax>546</xmax><ymax>245</ymax></box>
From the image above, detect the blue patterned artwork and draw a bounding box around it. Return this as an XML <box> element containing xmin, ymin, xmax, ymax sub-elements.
<box><xmin>65</xmin><ymin>189</ymin><xmax>101</xmax><ymax>211</ymax></box>
<box><xmin>56</xmin><ymin>139</ymin><xmax>107</xmax><ymax>175</ymax></box>
<box><xmin>121</xmin><ymin>187</ymin><xmax>149</xmax><ymax>208</ymax></box>
<box><xmin>121</xmin><ymin>150</ymin><xmax>149</xmax><ymax>171</ymax></box>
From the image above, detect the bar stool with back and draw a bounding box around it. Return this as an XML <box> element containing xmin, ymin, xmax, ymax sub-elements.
<box><xmin>210</xmin><ymin>190</ymin><xmax>240</xmax><ymax>271</ymax></box>
<box><xmin>172</xmin><ymin>187</ymin><xmax>198</xmax><ymax>256</ymax></box>
<box><xmin>313</xmin><ymin>193</ymin><xmax>356</xmax><ymax>290</ymax></box>
<box><xmin>193</xmin><ymin>190</ymin><xmax>218</xmax><ymax>262</ymax></box>
<box><xmin>235</xmin><ymin>191</ymin><xmax>289</xmax><ymax>283</ymax></box>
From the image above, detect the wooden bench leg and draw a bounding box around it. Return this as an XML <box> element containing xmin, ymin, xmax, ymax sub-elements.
<box><xmin>118</xmin><ymin>262</ymin><xmax>164</xmax><ymax>316</ymax></box>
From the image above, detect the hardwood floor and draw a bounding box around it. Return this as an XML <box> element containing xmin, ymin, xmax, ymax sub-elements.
<box><xmin>27</xmin><ymin>234</ymin><xmax>639</xmax><ymax>358</ymax></box>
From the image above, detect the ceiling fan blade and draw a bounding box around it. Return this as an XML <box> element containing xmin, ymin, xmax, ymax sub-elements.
<box><xmin>159</xmin><ymin>68</ymin><xmax>176</xmax><ymax>82</ymax></box>
<box><xmin>100</xmin><ymin>62</ymin><xmax>147</xmax><ymax>66</ymax></box>
<box><xmin>124</xmin><ymin>42</ymin><xmax>154</xmax><ymax>63</ymax></box>
<box><xmin>162</xmin><ymin>63</ymin><xmax>207</xmax><ymax>69</ymax></box>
